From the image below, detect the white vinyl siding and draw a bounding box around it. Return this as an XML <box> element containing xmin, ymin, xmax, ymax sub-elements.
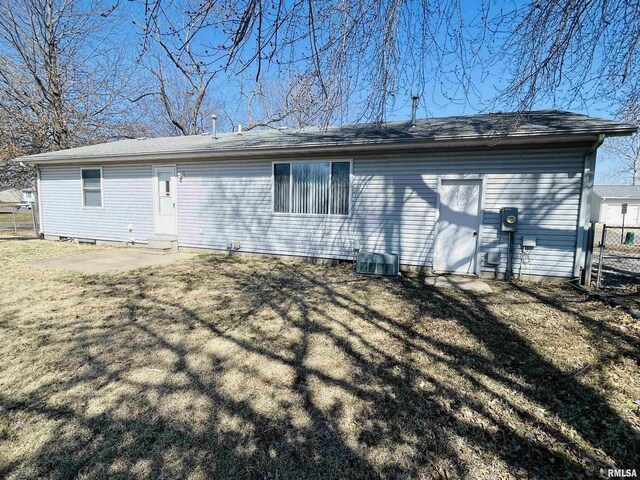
<box><xmin>176</xmin><ymin>149</ymin><xmax>584</xmax><ymax>278</ymax></box>
<box><xmin>39</xmin><ymin>147</ymin><xmax>586</xmax><ymax>278</ymax></box>
<box><xmin>40</xmin><ymin>164</ymin><xmax>154</xmax><ymax>242</ymax></box>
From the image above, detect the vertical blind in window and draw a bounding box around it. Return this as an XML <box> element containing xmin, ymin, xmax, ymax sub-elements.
<box><xmin>274</xmin><ymin>163</ymin><xmax>290</xmax><ymax>213</ymax></box>
<box><xmin>330</xmin><ymin>162</ymin><xmax>350</xmax><ymax>215</ymax></box>
<box><xmin>273</xmin><ymin>161</ymin><xmax>350</xmax><ymax>215</ymax></box>
<box><xmin>81</xmin><ymin>169</ymin><xmax>102</xmax><ymax>207</ymax></box>
<box><xmin>292</xmin><ymin>162</ymin><xmax>330</xmax><ymax>214</ymax></box>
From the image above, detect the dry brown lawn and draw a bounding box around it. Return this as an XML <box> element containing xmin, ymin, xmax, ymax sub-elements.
<box><xmin>0</xmin><ymin>211</ymin><xmax>34</xmax><ymax>223</ymax></box>
<box><xmin>0</xmin><ymin>229</ymin><xmax>38</xmax><ymax>239</ymax></box>
<box><xmin>0</xmin><ymin>239</ymin><xmax>639</xmax><ymax>479</ymax></box>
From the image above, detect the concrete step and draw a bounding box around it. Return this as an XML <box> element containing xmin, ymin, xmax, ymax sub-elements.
<box><xmin>143</xmin><ymin>235</ymin><xmax>178</xmax><ymax>254</ymax></box>
<box><xmin>140</xmin><ymin>246</ymin><xmax>175</xmax><ymax>255</ymax></box>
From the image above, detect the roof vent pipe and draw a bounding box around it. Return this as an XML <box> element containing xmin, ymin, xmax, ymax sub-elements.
<box><xmin>411</xmin><ymin>94</ymin><xmax>419</xmax><ymax>127</ymax></box>
<box><xmin>237</xmin><ymin>124</ymin><xmax>242</xmax><ymax>134</ymax></box>
<box><xmin>211</xmin><ymin>114</ymin><xmax>217</xmax><ymax>139</ymax></box>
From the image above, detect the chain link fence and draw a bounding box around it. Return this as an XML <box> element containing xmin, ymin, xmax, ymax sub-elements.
<box><xmin>0</xmin><ymin>204</ymin><xmax>38</xmax><ymax>235</ymax></box>
<box><xmin>593</xmin><ymin>225</ymin><xmax>640</xmax><ymax>290</ymax></box>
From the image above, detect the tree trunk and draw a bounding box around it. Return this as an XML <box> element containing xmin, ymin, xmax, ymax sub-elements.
<box><xmin>45</xmin><ymin>0</ymin><xmax>68</xmax><ymax>150</ymax></box>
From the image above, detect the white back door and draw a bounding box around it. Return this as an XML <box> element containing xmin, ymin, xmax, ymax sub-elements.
<box><xmin>153</xmin><ymin>165</ymin><xmax>177</xmax><ymax>236</ymax></box>
<box><xmin>433</xmin><ymin>179</ymin><xmax>481</xmax><ymax>275</ymax></box>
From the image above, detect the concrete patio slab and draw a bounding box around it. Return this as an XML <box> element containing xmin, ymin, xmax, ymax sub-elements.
<box><xmin>31</xmin><ymin>248</ymin><xmax>196</xmax><ymax>274</ymax></box>
<box><xmin>424</xmin><ymin>275</ymin><xmax>493</xmax><ymax>293</ymax></box>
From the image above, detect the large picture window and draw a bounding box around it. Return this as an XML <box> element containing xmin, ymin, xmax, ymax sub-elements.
<box><xmin>81</xmin><ymin>168</ymin><xmax>103</xmax><ymax>207</ymax></box>
<box><xmin>273</xmin><ymin>161</ymin><xmax>350</xmax><ymax>215</ymax></box>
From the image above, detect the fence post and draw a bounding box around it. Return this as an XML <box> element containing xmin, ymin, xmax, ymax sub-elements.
<box><xmin>31</xmin><ymin>204</ymin><xmax>37</xmax><ymax>233</ymax></box>
<box><xmin>595</xmin><ymin>224</ymin><xmax>606</xmax><ymax>289</ymax></box>
<box><xmin>582</xmin><ymin>222</ymin><xmax>596</xmax><ymax>287</ymax></box>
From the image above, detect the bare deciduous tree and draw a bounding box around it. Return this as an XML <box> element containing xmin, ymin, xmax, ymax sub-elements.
<box><xmin>1</xmin><ymin>0</ymin><xmax>637</xmax><ymax>164</ymax></box>
<box><xmin>135</xmin><ymin>0</ymin><xmax>331</xmax><ymax>135</ymax></box>
<box><xmin>604</xmin><ymin>102</ymin><xmax>640</xmax><ymax>185</ymax></box>
<box><xmin>136</xmin><ymin>0</ymin><xmax>486</xmax><ymax>126</ymax></box>
<box><xmin>0</xmin><ymin>0</ymin><xmax>145</xmax><ymax>161</ymax></box>
<box><xmin>134</xmin><ymin>11</ymin><xmax>220</xmax><ymax>137</ymax></box>
<box><xmin>135</xmin><ymin>1</ymin><xmax>640</xmax><ymax>124</ymax></box>
<box><xmin>605</xmin><ymin>135</ymin><xmax>640</xmax><ymax>186</ymax></box>
<box><xmin>139</xmin><ymin>52</ymin><xmax>221</xmax><ymax>136</ymax></box>
<box><xmin>0</xmin><ymin>161</ymin><xmax>35</xmax><ymax>190</ymax></box>
<box><xmin>492</xmin><ymin>1</ymin><xmax>640</xmax><ymax>110</ymax></box>
<box><xmin>231</xmin><ymin>73</ymin><xmax>333</xmax><ymax>131</ymax></box>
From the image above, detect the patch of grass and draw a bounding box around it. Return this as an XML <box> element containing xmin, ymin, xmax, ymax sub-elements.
<box><xmin>15</xmin><ymin>212</ymin><xmax>34</xmax><ymax>223</ymax></box>
<box><xmin>0</xmin><ymin>211</ymin><xmax>33</xmax><ymax>223</ymax></box>
<box><xmin>0</xmin><ymin>229</ymin><xmax>38</xmax><ymax>240</ymax></box>
<box><xmin>0</xmin><ymin>240</ymin><xmax>639</xmax><ymax>479</ymax></box>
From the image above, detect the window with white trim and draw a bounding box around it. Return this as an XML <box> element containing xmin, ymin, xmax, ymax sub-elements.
<box><xmin>81</xmin><ymin>168</ymin><xmax>102</xmax><ymax>207</ymax></box>
<box><xmin>274</xmin><ymin>161</ymin><xmax>350</xmax><ymax>215</ymax></box>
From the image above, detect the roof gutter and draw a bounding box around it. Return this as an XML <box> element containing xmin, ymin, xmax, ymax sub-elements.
<box><xmin>587</xmin><ymin>133</ymin><xmax>605</xmax><ymax>155</ymax></box>
<box><xmin>598</xmin><ymin>196</ymin><xmax>639</xmax><ymax>200</ymax></box>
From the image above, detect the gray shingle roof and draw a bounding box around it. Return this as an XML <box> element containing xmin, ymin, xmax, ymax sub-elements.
<box><xmin>16</xmin><ymin>109</ymin><xmax>637</xmax><ymax>164</ymax></box>
<box><xmin>593</xmin><ymin>185</ymin><xmax>640</xmax><ymax>199</ymax></box>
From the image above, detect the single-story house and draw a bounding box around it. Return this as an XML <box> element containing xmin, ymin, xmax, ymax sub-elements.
<box><xmin>590</xmin><ymin>185</ymin><xmax>640</xmax><ymax>226</ymax></box>
<box><xmin>15</xmin><ymin>110</ymin><xmax>636</xmax><ymax>280</ymax></box>
<box><xmin>0</xmin><ymin>186</ymin><xmax>35</xmax><ymax>205</ymax></box>
<box><xmin>0</xmin><ymin>186</ymin><xmax>24</xmax><ymax>204</ymax></box>
<box><xmin>21</xmin><ymin>187</ymin><xmax>35</xmax><ymax>204</ymax></box>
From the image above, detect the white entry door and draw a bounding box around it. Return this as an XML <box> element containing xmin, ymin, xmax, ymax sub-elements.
<box><xmin>153</xmin><ymin>165</ymin><xmax>177</xmax><ymax>235</ymax></box>
<box><xmin>433</xmin><ymin>179</ymin><xmax>482</xmax><ymax>275</ymax></box>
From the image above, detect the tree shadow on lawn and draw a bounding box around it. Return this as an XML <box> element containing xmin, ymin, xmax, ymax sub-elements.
<box><xmin>1</xmin><ymin>256</ymin><xmax>638</xmax><ymax>479</ymax></box>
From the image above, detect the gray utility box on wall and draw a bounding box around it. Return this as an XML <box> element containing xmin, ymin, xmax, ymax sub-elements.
<box><xmin>355</xmin><ymin>252</ymin><xmax>399</xmax><ymax>277</ymax></box>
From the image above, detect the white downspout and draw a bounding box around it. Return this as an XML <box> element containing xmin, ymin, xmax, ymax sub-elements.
<box><xmin>36</xmin><ymin>165</ymin><xmax>43</xmax><ymax>236</ymax></box>
<box><xmin>574</xmin><ymin>134</ymin><xmax>605</xmax><ymax>278</ymax></box>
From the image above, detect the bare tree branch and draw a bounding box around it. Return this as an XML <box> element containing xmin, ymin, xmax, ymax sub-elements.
<box><xmin>0</xmin><ymin>0</ymin><xmax>147</xmax><ymax>162</ymax></box>
<box><xmin>495</xmin><ymin>0</ymin><xmax>640</xmax><ymax>110</ymax></box>
<box><xmin>136</xmin><ymin>0</ymin><xmax>489</xmax><ymax>126</ymax></box>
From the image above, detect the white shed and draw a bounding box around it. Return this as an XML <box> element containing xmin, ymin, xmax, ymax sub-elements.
<box><xmin>591</xmin><ymin>185</ymin><xmax>640</xmax><ymax>226</ymax></box>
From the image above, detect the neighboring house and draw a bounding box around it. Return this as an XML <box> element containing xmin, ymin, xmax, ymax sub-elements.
<box><xmin>0</xmin><ymin>186</ymin><xmax>23</xmax><ymax>204</ymax></box>
<box><xmin>21</xmin><ymin>188</ymin><xmax>35</xmax><ymax>204</ymax></box>
<box><xmin>16</xmin><ymin>110</ymin><xmax>636</xmax><ymax>280</ymax></box>
<box><xmin>0</xmin><ymin>186</ymin><xmax>35</xmax><ymax>206</ymax></box>
<box><xmin>591</xmin><ymin>185</ymin><xmax>640</xmax><ymax>226</ymax></box>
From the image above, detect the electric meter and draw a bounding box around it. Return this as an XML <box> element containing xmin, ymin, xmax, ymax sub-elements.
<box><xmin>501</xmin><ymin>207</ymin><xmax>519</xmax><ymax>232</ymax></box>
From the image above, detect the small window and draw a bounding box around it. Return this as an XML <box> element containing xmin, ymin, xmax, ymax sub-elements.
<box><xmin>81</xmin><ymin>168</ymin><xmax>102</xmax><ymax>207</ymax></box>
<box><xmin>273</xmin><ymin>161</ymin><xmax>350</xmax><ymax>215</ymax></box>
<box><xmin>157</xmin><ymin>171</ymin><xmax>172</xmax><ymax>214</ymax></box>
